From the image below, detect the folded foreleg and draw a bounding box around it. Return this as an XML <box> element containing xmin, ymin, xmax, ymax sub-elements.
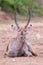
<box><xmin>22</xmin><ymin>41</ymin><xmax>37</xmax><ymax>56</ymax></box>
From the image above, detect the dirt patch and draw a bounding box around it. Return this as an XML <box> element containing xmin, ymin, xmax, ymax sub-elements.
<box><xmin>0</xmin><ymin>23</ymin><xmax>43</xmax><ymax>65</ymax></box>
<box><xmin>0</xmin><ymin>11</ymin><xmax>11</xmax><ymax>21</ymax></box>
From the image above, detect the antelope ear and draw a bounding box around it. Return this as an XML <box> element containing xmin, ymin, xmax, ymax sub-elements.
<box><xmin>27</xmin><ymin>24</ymin><xmax>32</xmax><ymax>31</ymax></box>
<box><xmin>11</xmin><ymin>25</ymin><xmax>16</xmax><ymax>31</ymax></box>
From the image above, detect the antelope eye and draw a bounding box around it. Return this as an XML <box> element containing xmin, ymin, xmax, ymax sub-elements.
<box><xmin>24</xmin><ymin>30</ymin><xmax>27</xmax><ymax>32</ymax></box>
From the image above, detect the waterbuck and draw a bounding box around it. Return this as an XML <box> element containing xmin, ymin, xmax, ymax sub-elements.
<box><xmin>4</xmin><ymin>9</ymin><xmax>37</xmax><ymax>57</ymax></box>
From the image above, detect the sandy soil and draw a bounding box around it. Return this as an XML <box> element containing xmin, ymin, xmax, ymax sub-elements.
<box><xmin>0</xmin><ymin>22</ymin><xmax>43</xmax><ymax>65</ymax></box>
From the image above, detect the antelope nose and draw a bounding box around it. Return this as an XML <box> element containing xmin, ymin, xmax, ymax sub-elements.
<box><xmin>21</xmin><ymin>32</ymin><xmax>23</xmax><ymax>35</ymax></box>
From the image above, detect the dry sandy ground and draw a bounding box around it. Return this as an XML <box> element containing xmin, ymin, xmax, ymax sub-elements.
<box><xmin>0</xmin><ymin>22</ymin><xmax>43</xmax><ymax>65</ymax></box>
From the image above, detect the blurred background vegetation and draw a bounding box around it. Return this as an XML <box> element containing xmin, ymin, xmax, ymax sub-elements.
<box><xmin>0</xmin><ymin>0</ymin><xmax>43</xmax><ymax>16</ymax></box>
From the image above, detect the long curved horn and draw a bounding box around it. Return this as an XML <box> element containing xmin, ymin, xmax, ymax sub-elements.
<box><xmin>25</xmin><ymin>7</ymin><xmax>31</xmax><ymax>29</ymax></box>
<box><xmin>14</xmin><ymin>9</ymin><xmax>19</xmax><ymax>28</ymax></box>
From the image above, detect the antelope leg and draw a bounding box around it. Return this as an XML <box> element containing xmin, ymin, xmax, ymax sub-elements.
<box><xmin>26</xmin><ymin>42</ymin><xmax>37</xmax><ymax>56</ymax></box>
<box><xmin>22</xmin><ymin>41</ymin><xmax>37</xmax><ymax>56</ymax></box>
<box><xmin>4</xmin><ymin>44</ymin><xmax>9</xmax><ymax>58</ymax></box>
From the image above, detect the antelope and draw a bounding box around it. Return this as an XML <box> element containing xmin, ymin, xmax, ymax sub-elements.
<box><xmin>4</xmin><ymin>9</ymin><xmax>37</xmax><ymax>57</ymax></box>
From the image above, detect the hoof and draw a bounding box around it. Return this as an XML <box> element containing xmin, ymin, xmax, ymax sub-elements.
<box><xmin>32</xmin><ymin>52</ymin><xmax>37</xmax><ymax>56</ymax></box>
<box><xmin>33</xmin><ymin>53</ymin><xmax>37</xmax><ymax>56</ymax></box>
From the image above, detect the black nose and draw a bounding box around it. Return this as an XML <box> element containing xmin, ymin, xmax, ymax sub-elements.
<box><xmin>21</xmin><ymin>32</ymin><xmax>23</xmax><ymax>35</ymax></box>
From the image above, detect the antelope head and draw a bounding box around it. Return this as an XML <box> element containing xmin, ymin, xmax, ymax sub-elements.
<box><xmin>13</xmin><ymin>9</ymin><xmax>32</xmax><ymax>42</ymax></box>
